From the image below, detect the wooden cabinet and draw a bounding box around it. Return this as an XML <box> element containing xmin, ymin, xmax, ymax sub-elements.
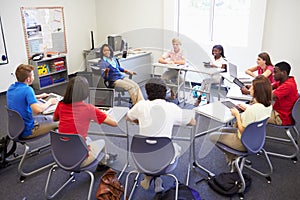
<box><xmin>30</xmin><ymin>55</ymin><xmax>68</xmax><ymax>90</ymax></box>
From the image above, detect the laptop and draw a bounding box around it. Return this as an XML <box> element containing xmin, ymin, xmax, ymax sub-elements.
<box><xmin>88</xmin><ymin>88</ymin><xmax>114</xmax><ymax>113</ymax></box>
<box><xmin>38</xmin><ymin>93</ymin><xmax>63</xmax><ymax>114</ymax></box>
<box><xmin>229</xmin><ymin>63</ymin><xmax>238</xmax><ymax>78</ymax></box>
<box><xmin>221</xmin><ymin>100</ymin><xmax>244</xmax><ymax>113</ymax></box>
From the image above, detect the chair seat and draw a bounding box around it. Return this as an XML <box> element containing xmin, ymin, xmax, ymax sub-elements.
<box><xmin>268</xmin><ymin>123</ymin><xmax>294</xmax><ymax>129</ymax></box>
<box><xmin>216</xmin><ymin>142</ymin><xmax>248</xmax><ymax>157</ymax></box>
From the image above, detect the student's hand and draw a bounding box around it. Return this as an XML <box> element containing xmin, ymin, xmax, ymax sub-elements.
<box><xmin>104</xmin><ymin>68</ymin><xmax>110</xmax><ymax>77</ymax></box>
<box><xmin>36</xmin><ymin>93</ymin><xmax>49</xmax><ymax>99</ymax></box>
<box><xmin>241</xmin><ymin>87</ymin><xmax>250</xmax><ymax>95</ymax></box>
<box><xmin>167</xmin><ymin>60</ymin><xmax>175</xmax><ymax>64</ymax></box>
<box><xmin>48</xmin><ymin>98</ymin><xmax>57</xmax><ymax>105</ymax></box>
<box><xmin>230</xmin><ymin>107</ymin><xmax>240</xmax><ymax>117</ymax></box>
<box><xmin>237</xmin><ymin>104</ymin><xmax>247</xmax><ymax>111</ymax></box>
<box><xmin>245</xmin><ymin>84</ymin><xmax>251</xmax><ymax>89</ymax></box>
<box><xmin>126</xmin><ymin>70</ymin><xmax>136</xmax><ymax>76</ymax></box>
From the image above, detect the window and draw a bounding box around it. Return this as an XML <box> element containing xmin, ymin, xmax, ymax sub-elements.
<box><xmin>179</xmin><ymin>0</ymin><xmax>251</xmax><ymax>47</ymax></box>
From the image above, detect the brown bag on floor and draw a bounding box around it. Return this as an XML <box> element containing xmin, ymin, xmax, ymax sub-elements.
<box><xmin>96</xmin><ymin>168</ymin><xmax>124</xmax><ymax>200</ymax></box>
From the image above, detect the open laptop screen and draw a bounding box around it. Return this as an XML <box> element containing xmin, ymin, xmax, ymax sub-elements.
<box><xmin>229</xmin><ymin>63</ymin><xmax>238</xmax><ymax>78</ymax></box>
<box><xmin>88</xmin><ymin>88</ymin><xmax>114</xmax><ymax>109</ymax></box>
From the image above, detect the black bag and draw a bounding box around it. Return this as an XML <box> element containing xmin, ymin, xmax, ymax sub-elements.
<box><xmin>153</xmin><ymin>183</ymin><xmax>202</xmax><ymax>200</ymax></box>
<box><xmin>207</xmin><ymin>172</ymin><xmax>251</xmax><ymax>196</ymax></box>
<box><xmin>0</xmin><ymin>136</ymin><xmax>17</xmax><ymax>168</ymax></box>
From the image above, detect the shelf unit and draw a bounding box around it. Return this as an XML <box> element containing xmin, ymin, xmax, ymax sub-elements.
<box><xmin>30</xmin><ymin>55</ymin><xmax>68</xmax><ymax>90</ymax></box>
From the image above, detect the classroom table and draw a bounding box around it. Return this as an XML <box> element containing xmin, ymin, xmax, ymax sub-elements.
<box><xmin>190</xmin><ymin>99</ymin><xmax>247</xmax><ymax>179</ymax></box>
<box><xmin>152</xmin><ymin>62</ymin><xmax>224</xmax><ymax>104</ymax></box>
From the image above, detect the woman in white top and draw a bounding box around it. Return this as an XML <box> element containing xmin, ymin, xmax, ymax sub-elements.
<box><xmin>209</xmin><ymin>75</ymin><xmax>272</xmax><ymax>167</ymax></box>
<box><xmin>194</xmin><ymin>45</ymin><xmax>227</xmax><ymax>106</ymax></box>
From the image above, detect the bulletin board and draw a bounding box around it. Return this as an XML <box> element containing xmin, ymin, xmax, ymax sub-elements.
<box><xmin>0</xmin><ymin>16</ymin><xmax>8</xmax><ymax>65</ymax></box>
<box><xmin>20</xmin><ymin>7</ymin><xmax>67</xmax><ymax>59</ymax></box>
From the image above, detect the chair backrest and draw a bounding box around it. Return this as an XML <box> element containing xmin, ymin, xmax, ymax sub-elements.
<box><xmin>91</xmin><ymin>66</ymin><xmax>107</xmax><ymax>88</ymax></box>
<box><xmin>130</xmin><ymin>135</ymin><xmax>175</xmax><ymax>176</ymax></box>
<box><xmin>6</xmin><ymin>107</ymin><xmax>25</xmax><ymax>142</ymax></box>
<box><xmin>241</xmin><ymin>117</ymin><xmax>269</xmax><ymax>155</ymax></box>
<box><xmin>292</xmin><ymin>96</ymin><xmax>300</xmax><ymax>126</ymax></box>
<box><xmin>50</xmin><ymin>131</ymin><xmax>88</xmax><ymax>172</ymax></box>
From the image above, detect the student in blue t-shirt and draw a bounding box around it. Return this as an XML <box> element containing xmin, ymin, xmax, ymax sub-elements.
<box><xmin>98</xmin><ymin>44</ymin><xmax>144</xmax><ymax>106</ymax></box>
<box><xmin>6</xmin><ymin>64</ymin><xmax>58</xmax><ymax>138</ymax></box>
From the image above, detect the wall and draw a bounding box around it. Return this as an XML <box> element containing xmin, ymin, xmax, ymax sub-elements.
<box><xmin>263</xmin><ymin>0</ymin><xmax>300</xmax><ymax>86</ymax></box>
<box><xmin>0</xmin><ymin>0</ymin><xmax>97</xmax><ymax>93</ymax></box>
<box><xmin>94</xmin><ymin>0</ymin><xmax>164</xmax><ymax>45</ymax></box>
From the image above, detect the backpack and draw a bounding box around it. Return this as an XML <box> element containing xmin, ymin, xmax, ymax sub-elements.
<box><xmin>0</xmin><ymin>136</ymin><xmax>17</xmax><ymax>168</ymax></box>
<box><xmin>153</xmin><ymin>183</ymin><xmax>202</xmax><ymax>200</ymax></box>
<box><xmin>96</xmin><ymin>168</ymin><xmax>124</xmax><ymax>200</ymax></box>
<box><xmin>198</xmin><ymin>172</ymin><xmax>251</xmax><ymax>197</ymax></box>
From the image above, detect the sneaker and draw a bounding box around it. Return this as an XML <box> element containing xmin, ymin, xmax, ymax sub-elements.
<box><xmin>104</xmin><ymin>153</ymin><xmax>118</xmax><ymax>165</ymax></box>
<box><xmin>96</xmin><ymin>163</ymin><xmax>110</xmax><ymax>172</ymax></box>
<box><xmin>140</xmin><ymin>175</ymin><xmax>152</xmax><ymax>190</ymax></box>
<box><xmin>154</xmin><ymin>177</ymin><xmax>164</xmax><ymax>193</ymax></box>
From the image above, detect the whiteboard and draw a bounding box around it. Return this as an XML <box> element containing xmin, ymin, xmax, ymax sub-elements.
<box><xmin>0</xmin><ymin>16</ymin><xmax>8</xmax><ymax>65</ymax></box>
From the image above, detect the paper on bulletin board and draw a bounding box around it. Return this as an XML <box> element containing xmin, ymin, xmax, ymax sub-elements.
<box><xmin>51</xmin><ymin>32</ymin><xmax>65</xmax><ymax>52</ymax></box>
<box><xmin>28</xmin><ymin>38</ymin><xmax>43</xmax><ymax>55</ymax></box>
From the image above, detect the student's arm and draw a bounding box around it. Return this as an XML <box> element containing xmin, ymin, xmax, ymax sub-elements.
<box><xmin>103</xmin><ymin>115</ymin><xmax>118</xmax><ymax>127</ymax></box>
<box><xmin>35</xmin><ymin>93</ymin><xmax>49</xmax><ymax>99</ymax></box>
<box><xmin>158</xmin><ymin>56</ymin><xmax>171</xmax><ymax>64</ymax></box>
<box><xmin>241</xmin><ymin>86</ymin><xmax>251</xmax><ymax>95</ymax></box>
<box><xmin>31</xmin><ymin>98</ymin><xmax>57</xmax><ymax>114</ymax></box>
<box><xmin>245</xmin><ymin>66</ymin><xmax>258</xmax><ymax>77</ymax></box>
<box><xmin>173</xmin><ymin>57</ymin><xmax>186</xmax><ymax>65</ymax></box>
<box><xmin>126</xmin><ymin>115</ymin><xmax>139</xmax><ymax>124</ymax></box>
<box><xmin>231</xmin><ymin>108</ymin><xmax>245</xmax><ymax>134</ymax></box>
<box><xmin>187</xmin><ymin>117</ymin><xmax>196</xmax><ymax>126</ymax></box>
<box><xmin>261</xmin><ymin>69</ymin><xmax>272</xmax><ymax>78</ymax></box>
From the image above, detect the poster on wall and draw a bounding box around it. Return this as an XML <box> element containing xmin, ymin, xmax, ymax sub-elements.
<box><xmin>0</xmin><ymin>16</ymin><xmax>8</xmax><ymax>65</ymax></box>
<box><xmin>20</xmin><ymin>7</ymin><xmax>67</xmax><ymax>59</ymax></box>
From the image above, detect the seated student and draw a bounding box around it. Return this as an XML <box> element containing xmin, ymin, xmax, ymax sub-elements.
<box><xmin>194</xmin><ymin>44</ymin><xmax>227</xmax><ymax>106</ymax></box>
<box><xmin>98</xmin><ymin>44</ymin><xmax>144</xmax><ymax>106</ymax></box>
<box><xmin>268</xmin><ymin>61</ymin><xmax>298</xmax><ymax>125</ymax></box>
<box><xmin>6</xmin><ymin>64</ymin><xmax>58</xmax><ymax>138</ymax></box>
<box><xmin>126</xmin><ymin>77</ymin><xmax>196</xmax><ymax>193</ymax></box>
<box><xmin>53</xmin><ymin>76</ymin><xmax>118</xmax><ymax>167</ymax></box>
<box><xmin>241</xmin><ymin>52</ymin><xmax>275</xmax><ymax>95</ymax></box>
<box><xmin>209</xmin><ymin>75</ymin><xmax>272</xmax><ymax>169</ymax></box>
<box><xmin>159</xmin><ymin>38</ymin><xmax>185</xmax><ymax>100</ymax></box>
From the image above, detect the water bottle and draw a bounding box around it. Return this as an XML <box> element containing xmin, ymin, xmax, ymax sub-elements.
<box><xmin>122</xmin><ymin>42</ymin><xmax>128</xmax><ymax>58</ymax></box>
<box><xmin>201</xmin><ymin>92</ymin><xmax>207</xmax><ymax>105</ymax></box>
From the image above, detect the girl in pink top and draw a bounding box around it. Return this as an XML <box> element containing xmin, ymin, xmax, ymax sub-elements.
<box><xmin>242</xmin><ymin>52</ymin><xmax>275</xmax><ymax>95</ymax></box>
<box><xmin>245</xmin><ymin>52</ymin><xmax>275</xmax><ymax>83</ymax></box>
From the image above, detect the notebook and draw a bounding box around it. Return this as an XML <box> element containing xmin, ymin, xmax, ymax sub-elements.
<box><xmin>88</xmin><ymin>88</ymin><xmax>114</xmax><ymax>113</ymax></box>
<box><xmin>38</xmin><ymin>93</ymin><xmax>63</xmax><ymax>114</ymax></box>
<box><xmin>221</xmin><ymin>100</ymin><xmax>244</xmax><ymax>113</ymax></box>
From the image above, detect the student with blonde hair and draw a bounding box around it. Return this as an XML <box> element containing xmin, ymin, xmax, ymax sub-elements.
<box><xmin>159</xmin><ymin>38</ymin><xmax>185</xmax><ymax>100</ymax></box>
